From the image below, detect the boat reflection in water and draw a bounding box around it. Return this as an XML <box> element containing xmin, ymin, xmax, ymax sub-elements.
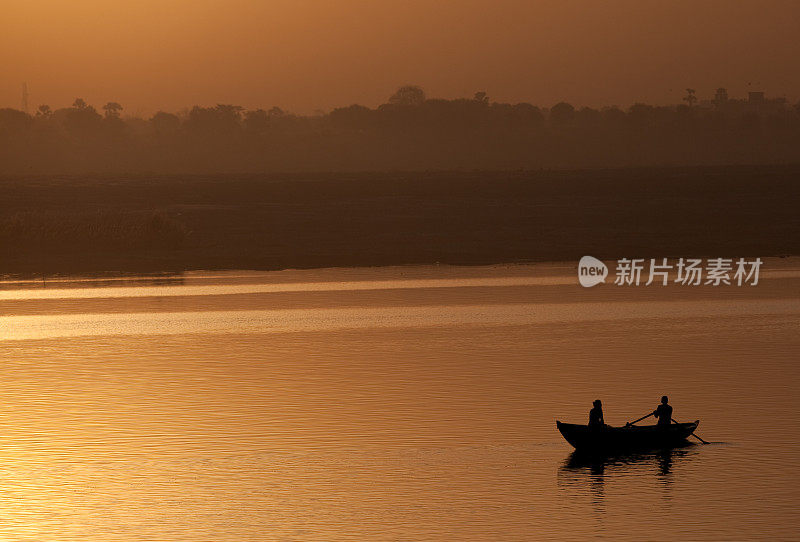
<box><xmin>557</xmin><ymin>446</ymin><xmax>701</xmax><ymax>503</ymax></box>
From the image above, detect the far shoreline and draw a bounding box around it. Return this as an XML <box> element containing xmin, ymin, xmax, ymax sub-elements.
<box><xmin>4</xmin><ymin>256</ymin><xmax>799</xmax><ymax>286</ymax></box>
<box><xmin>2</xmin><ymin>165</ymin><xmax>799</xmax><ymax>279</ymax></box>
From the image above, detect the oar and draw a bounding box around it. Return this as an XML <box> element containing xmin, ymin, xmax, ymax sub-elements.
<box><xmin>672</xmin><ymin>417</ymin><xmax>709</xmax><ymax>444</ymax></box>
<box><xmin>625</xmin><ymin>412</ymin><xmax>654</xmax><ymax>426</ymax></box>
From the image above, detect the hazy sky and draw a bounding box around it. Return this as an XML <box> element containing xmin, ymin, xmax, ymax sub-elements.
<box><xmin>2</xmin><ymin>0</ymin><xmax>798</xmax><ymax>115</ymax></box>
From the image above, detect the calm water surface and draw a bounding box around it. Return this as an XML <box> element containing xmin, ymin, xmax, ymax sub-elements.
<box><xmin>0</xmin><ymin>262</ymin><xmax>798</xmax><ymax>541</ymax></box>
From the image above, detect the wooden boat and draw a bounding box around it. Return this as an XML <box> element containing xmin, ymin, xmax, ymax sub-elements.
<box><xmin>556</xmin><ymin>420</ymin><xmax>699</xmax><ymax>452</ymax></box>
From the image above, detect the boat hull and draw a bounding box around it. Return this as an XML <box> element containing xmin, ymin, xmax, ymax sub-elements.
<box><xmin>556</xmin><ymin>420</ymin><xmax>699</xmax><ymax>452</ymax></box>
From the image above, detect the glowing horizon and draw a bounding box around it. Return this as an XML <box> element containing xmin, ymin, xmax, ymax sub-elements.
<box><xmin>2</xmin><ymin>0</ymin><xmax>798</xmax><ymax>116</ymax></box>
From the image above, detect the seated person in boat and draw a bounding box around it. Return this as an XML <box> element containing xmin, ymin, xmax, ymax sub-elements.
<box><xmin>588</xmin><ymin>399</ymin><xmax>605</xmax><ymax>429</ymax></box>
<box><xmin>653</xmin><ymin>395</ymin><xmax>673</xmax><ymax>428</ymax></box>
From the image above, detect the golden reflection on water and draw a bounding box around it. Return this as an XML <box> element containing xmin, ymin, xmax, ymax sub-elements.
<box><xmin>0</xmin><ymin>263</ymin><xmax>798</xmax><ymax>540</ymax></box>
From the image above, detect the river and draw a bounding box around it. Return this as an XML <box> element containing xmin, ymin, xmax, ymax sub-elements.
<box><xmin>0</xmin><ymin>261</ymin><xmax>798</xmax><ymax>540</ymax></box>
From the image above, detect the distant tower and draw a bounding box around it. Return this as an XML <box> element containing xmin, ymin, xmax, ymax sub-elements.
<box><xmin>714</xmin><ymin>88</ymin><xmax>728</xmax><ymax>105</ymax></box>
<box><xmin>21</xmin><ymin>82</ymin><xmax>29</xmax><ymax>114</ymax></box>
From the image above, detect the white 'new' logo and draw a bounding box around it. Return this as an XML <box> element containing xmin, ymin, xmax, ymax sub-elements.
<box><xmin>578</xmin><ymin>256</ymin><xmax>608</xmax><ymax>287</ymax></box>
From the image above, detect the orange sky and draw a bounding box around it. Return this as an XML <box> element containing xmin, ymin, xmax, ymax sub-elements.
<box><xmin>1</xmin><ymin>0</ymin><xmax>798</xmax><ymax>115</ymax></box>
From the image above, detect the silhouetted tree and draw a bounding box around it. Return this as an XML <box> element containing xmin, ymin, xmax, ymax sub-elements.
<box><xmin>602</xmin><ymin>106</ymin><xmax>626</xmax><ymax>123</ymax></box>
<box><xmin>388</xmin><ymin>86</ymin><xmax>426</xmax><ymax>107</ymax></box>
<box><xmin>64</xmin><ymin>100</ymin><xmax>102</xmax><ymax>136</ymax></box>
<box><xmin>185</xmin><ymin>104</ymin><xmax>243</xmax><ymax>138</ymax></box>
<box><xmin>215</xmin><ymin>104</ymin><xmax>244</xmax><ymax>120</ymax></box>
<box><xmin>514</xmin><ymin>103</ymin><xmax>544</xmax><ymax>123</ymax></box>
<box><xmin>103</xmin><ymin>102</ymin><xmax>123</xmax><ymax>119</ymax></box>
<box><xmin>575</xmin><ymin>106</ymin><xmax>601</xmax><ymax>125</ymax></box>
<box><xmin>474</xmin><ymin>91</ymin><xmax>489</xmax><ymax>104</ymax></box>
<box><xmin>329</xmin><ymin>104</ymin><xmax>372</xmax><ymax>130</ymax></box>
<box><xmin>2</xmin><ymin>88</ymin><xmax>800</xmax><ymax>174</ymax></box>
<box><xmin>683</xmin><ymin>88</ymin><xmax>697</xmax><ymax>108</ymax></box>
<box><xmin>550</xmin><ymin>102</ymin><xmax>575</xmax><ymax>123</ymax></box>
<box><xmin>628</xmin><ymin>103</ymin><xmax>655</xmax><ymax>126</ymax></box>
<box><xmin>243</xmin><ymin>109</ymin><xmax>269</xmax><ymax>133</ymax></box>
<box><xmin>150</xmin><ymin>112</ymin><xmax>180</xmax><ymax>134</ymax></box>
<box><xmin>36</xmin><ymin>104</ymin><xmax>52</xmax><ymax>118</ymax></box>
<box><xmin>0</xmin><ymin>108</ymin><xmax>32</xmax><ymax>136</ymax></box>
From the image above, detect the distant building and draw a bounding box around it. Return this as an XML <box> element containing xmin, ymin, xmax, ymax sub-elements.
<box><xmin>696</xmin><ymin>88</ymin><xmax>789</xmax><ymax>116</ymax></box>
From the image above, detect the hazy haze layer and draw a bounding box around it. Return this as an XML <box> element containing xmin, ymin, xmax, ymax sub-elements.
<box><xmin>2</xmin><ymin>0</ymin><xmax>798</xmax><ymax>114</ymax></box>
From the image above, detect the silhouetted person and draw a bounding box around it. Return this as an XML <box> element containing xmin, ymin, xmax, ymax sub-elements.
<box><xmin>653</xmin><ymin>396</ymin><xmax>673</xmax><ymax>428</ymax></box>
<box><xmin>588</xmin><ymin>399</ymin><xmax>604</xmax><ymax>429</ymax></box>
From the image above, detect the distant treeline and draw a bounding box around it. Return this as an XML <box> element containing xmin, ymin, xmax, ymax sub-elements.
<box><xmin>1</xmin><ymin>86</ymin><xmax>799</xmax><ymax>173</ymax></box>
